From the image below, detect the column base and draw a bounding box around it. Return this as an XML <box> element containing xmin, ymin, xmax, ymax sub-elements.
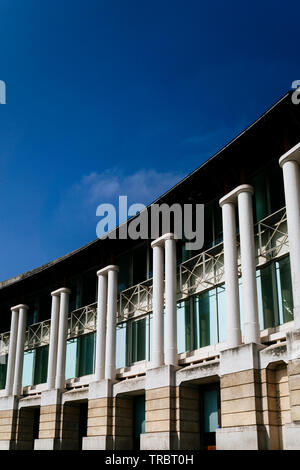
<box><xmin>285</xmin><ymin>423</ymin><xmax>300</xmax><ymax>450</ymax></box>
<box><xmin>216</xmin><ymin>425</ymin><xmax>267</xmax><ymax>450</ymax></box>
<box><xmin>34</xmin><ymin>438</ymin><xmax>61</xmax><ymax>450</ymax></box>
<box><xmin>0</xmin><ymin>440</ymin><xmax>15</xmax><ymax>450</ymax></box>
<box><xmin>82</xmin><ymin>436</ymin><xmax>113</xmax><ymax>450</ymax></box>
<box><xmin>140</xmin><ymin>432</ymin><xmax>177</xmax><ymax>450</ymax></box>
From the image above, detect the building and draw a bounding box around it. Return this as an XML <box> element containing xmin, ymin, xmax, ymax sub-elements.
<box><xmin>0</xmin><ymin>91</ymin><xmax>300</xmax><ymax>450</ymax></box>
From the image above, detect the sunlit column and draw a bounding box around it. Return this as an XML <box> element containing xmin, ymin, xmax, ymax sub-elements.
<box><xmin>105</xmin><ymin>266</ymin><xmax>119</xmax><ymax>380</ymax></box>
<box><xmin>151</xmin><ymin>238</ymin><xmax>165</xmax><ymax>368</ymax></box>
<box><xmin>46</xmin><ymin>292</ymin><xmax>60</xmax><ymax>390</ymax></box>
<box><xmin>13</xmin><ymin>304</ymin><xmax>28</xmax><ymax>396</ymax></box>
<box><xmin>4</xmin><ymin>307</ymin><xmax>19</xmax><ymax>396</ymax></box>
<box><xmin>55</xmin><ymin>288</ymin><xmax>71</xmax><ymax>390</ymax></box>
<box><xmin>165</xmin><ymin>235</ymin><xmax>177</xmax><ymax>366</ymax></box>
<box><xmin>94</xmin><ymin>269</ymin><xmax>108</xmax><ymax>381</ymax></box>
<box><xmin>280</xmin><ymin>144</ymin><xmax>300</xmax><ymax>328</ymax></box>
<box><xmin>237</xmin><ymin>185</ymin><xmax>260</xmax><ymax>344</ymax></box>
<box><xmin>219</xmin><ymin>196</ymin><xmax>242</xmax><ymax>348</ymax></box>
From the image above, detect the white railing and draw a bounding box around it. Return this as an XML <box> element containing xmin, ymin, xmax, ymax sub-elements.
<box><xmin>68</xmin><ymin>302</ymin><xmax>97</xmax><ymax>338</ymax></box>
<box><xmin>179</xmin><ymin>243</ymin><xmax>225</xmax><ymax>296</ymax></box>
<box><xmin>257</xmin><ymin>207</ymin><xmax>288</xmax><ymax>260</ymax></box>
<box><xmin>24</xmin><ymin>319</ymin><xmax>51</xmax><ymax>350</ymax></box>
<box><xmin>118</xmin><ymin>278</ymin><xmax>153</xmax><ymax>322</ymax></box>
<box><xmin>0</xmin><ymin>331</ymin><xmax>10</xmax><ymax>356</ymax></box>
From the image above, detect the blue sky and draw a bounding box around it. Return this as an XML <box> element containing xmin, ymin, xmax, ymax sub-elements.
<box><xmin>0</xmin><ymin>0</ymin><xmax>298</xmax><ymax>280</ymax></box>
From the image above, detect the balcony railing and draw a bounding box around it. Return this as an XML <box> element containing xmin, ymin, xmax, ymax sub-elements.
<box><xmin>256</xmin><ymin>207</ymin><xmax>288</xmax><ymax>260</ymax></box>
<box><xmin>118</xmin><ymin>278</ymin><xmax>153</xmax><ymax>322</ymax></box>
<box><xmin>0</xmin><ymin>331</ymin><xmax>10</xmax><ymax>355</ymax></box>
<box><xmin>24</xmin><ymin>319</ymin><xmax>51</xmax><ymax>350</ymax></box>
<box><xmin>68</xmin><ymin>302</ymin><xmax>97</xmax><ymax>338</ymax></box>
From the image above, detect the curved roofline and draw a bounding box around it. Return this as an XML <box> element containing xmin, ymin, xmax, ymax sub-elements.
<box><xmin>0</xmin><ymin>90</ymin><xmax>290</xmax><ymax>290</ymax></box>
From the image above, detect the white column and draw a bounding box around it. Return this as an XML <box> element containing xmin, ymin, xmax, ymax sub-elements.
<box><xmin>105</xmin><ymin>266</ymin><xmax>119</xmax><ymax>381</ymax></box>
<box><xmin>280</xmin><ymin>147</ymin><xmax>300</xmax><ymax>328</ymax></box>
<box><xmin>4</xmin><ymin>308</ymin><xmax>19</xmax><ymax>396</ymax></box>
<box><xmin>55</xmin><ymin>288</ymin><xmax>71</xmax><ymax>390</ymax></box>
<box><xmin>151</xmin><ymin>239</ymin><xmax>165</xmax><ymax>368</ymax></box>
<box><xmin>12</xmin><ymin>304</ymin><xmax>28</xmax><ymax>396</ymax></box>
<box><xmin>94</xmin><ymin>270</ymin><xmax>108</xmax><ymax>381</ymax></box>
<box><xmin>46</xmin><ymin>292</ymin><xmax>60</xmax><ymax>390</ymax></box>
<box><xmin>165</xmin><ymin>236</ymin><xmax>177</xmax><ymax>366</ymax></box>
<box><xmin>237</xmin><ymin>186</ymin><xmax>260</xmax><ymax>344</ymax></box>
<box><xmin>219</xmin><ymin>199</ymin><xmax>241</xmax><ymax>348</ymax></box>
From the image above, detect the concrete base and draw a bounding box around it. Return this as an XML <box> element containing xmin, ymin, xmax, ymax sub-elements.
<box><xmin>140</xmin><ymin>432</ymin><xmax>177</xmax><ymax>450</ymax></box>
<box><xmin>216</xmin><ymin>426</ymin><xmax>266</xmax><ymax>450</ymax></box>
<box><xmin>0</xmin><ymin>440</ymin><xmax>15</xmax><ymax>450</ymax></box>
<box><xmin>40</xmin><ymin>389</ymin><xmax>61</xmax><ymax>406</ymax></box>
<box><xmin>88</xmin><ymin>379</ymin><xmax>113</xmax><ymax>400</ymax></box>
<box><xmin>34</xmin><ymin>438</ymin><xmax>61</xmax><ymax>450</ymax></box>
<box><xmin>285</xmin><ymin>423</ymin><xmax>300</xmax><ymax>450</ymax></box>
<box><xmin>82</xmin><ymin>435</ymin><xmax>113</xmax><ymax>450</ymax></box>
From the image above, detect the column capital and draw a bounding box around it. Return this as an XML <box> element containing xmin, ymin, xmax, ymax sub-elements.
<box><xmin>151</xmin><ymin>232</ymin><xmax>177</xmax><ymax>248</ymax></box>
<box><xmin>279</xmin><ymin>142</ymin><xmax>300</xmax><ymax>168</ymax></box>
<box><xmin>97</xmin><ymin>265</ymin><xmax>119</xmax><ymax>277</ymax></box>
<box><xmin>219</xmin><ymin>184</ymin><xmax>254</xmax><ymax>207</ymax></box>
<box><xmin>10</xmin><ymin>304</ymin><xmax>28</xmax><ymax>312</ymax></box>
<box><xmin>51</xmin><ymin>287</ymin><xmax>71</xmax><ymax>296</ymax></box>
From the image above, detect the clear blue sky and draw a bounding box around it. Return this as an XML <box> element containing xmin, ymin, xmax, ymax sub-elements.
<box><xmin>0</xmin><ymin>0</ymin><xmax>298</xmax><ymax>280</ymax></box>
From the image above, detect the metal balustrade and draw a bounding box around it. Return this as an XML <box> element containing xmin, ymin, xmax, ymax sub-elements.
<box><xmin>118</xmin><ymin>278</ymin><xmax>153</xmax><ymax>321</ymax></box>
<box><xmin>257</xmin><ymin>207</ymin><xmax>288</xmax><ymax>260</ymax></box>
<box><xmin>68</xmin><ymin>302</ymin><xmax>97</xmax><ymax>338</ymax></box>
<box><xmin>0</xmin><ymin>331</ymin><xmax>10</xmax><ymax>355</ymax></box>
<box><xmin>179</xmin><ymin>244</ymin><xmax>225</xmax><ymax>296</ymax></box>
<box><xmin>24</xmin><ymin>319</ymin><xmax>51</xmax><ymax>350</ymax></box>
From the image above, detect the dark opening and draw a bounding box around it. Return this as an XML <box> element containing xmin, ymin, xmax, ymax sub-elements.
<box><xmin>33</xmin><ymin>408</ymin><xmax>40</xmax><ymax>441</ymax></box>
<box><xmin>133</xmin><ymin>395</ymin><xmax>145</xmax><ymax>450</ymax></box>
<box><xmin>200</xmin><ymin>383</ymin><xmax>220</xmax><ymax>450</ymax></box>
<box><xmin>78</xmin><ymin>402</ymin><xmax>88</xmax><ymax>450</ymax></box>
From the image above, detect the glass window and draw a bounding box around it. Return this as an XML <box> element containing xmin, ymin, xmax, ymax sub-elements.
<box><xmin>133</xmin><ymin>395</ymin><xmax>145</xmax><ymax>449</ymax></box>
<box><xmin>177</xmin><ymin>300</ymin><xmax>191</xmax><ymax>353</ymax></box>
<box><xmin>117</xmin><ymin>252</ymin><xmax>131</xmax><ymax>292</ymax></box>
<box><xmin>132</xmin><ymin>245</ymin><xmax>147</xmax><ymax>286</ymax></box>
<box><xmin>193</xmin><ymin>290</ymin><xmax>217</xmax><ymax>348</ymax></box>
<box><xmin>203</xmin><ymin>388</ymin><xmax>219</xmax><ymax>433</ymax></box>
<box><xmin>268</xmin><ymin>163</ymin><xmax>285</xmax><ymax>214</ymax></box>
<box><xmin>116</xmin><ymin>323</ymin><xmax>127</xmax><ymax>369</ymax></box>
<box><xmin>257</xmin><ymin>264</ymin><xmax>278</xmax><ymax>329</ymax></box>
<box><xmin>131</xmin><ymin>318</ymin><xmax>146</xmax><ymax>363</ymax></box>
<box><xmin>33</xmin><ymin>346</ymin><xmax>49</xmax><ymax>385</ymax></box>
<box><xmin>276</xmin><ymin>256</ymin><xmax>293</xmax><ymax>324</ymax></box>
<box><xmin>77</xmin><ymin>333</ymin><xmax>95</xmax><ymax>377</ymax></box>
<box><xmin>82</xmin><ymin>271</ymin><xmax>97</xmax><ymax>306</ymax></box>
<box><xmin>217</xmin><ymin>285</ymin><xmax>226</xmax><ymax>343</ymax></box>
<box><xmin>250</xmin><ymin>172</ymin><xmax>269</xmax><ymax>222</ymax></box>
<box><xmin>22</xmin><ymin>349</ymin><xmax>35</xmax><ymax>387</ymax></box>
<box><xmin>0</xmin><ymin>355</ymin><xmax>7</xmax><ymax>390</ymax></box>
<box><xmin>65</xmin><ymin>338</ymin><xmax>78</xmax><ymax>379</ymax></box>
<box><xmin>203</xmin><ymin>202</ymin><xmax>213</xmax><ymax>250</ymax></box>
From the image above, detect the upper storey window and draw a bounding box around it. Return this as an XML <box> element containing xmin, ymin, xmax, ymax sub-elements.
<box><xmin>250</xmin><ymin>161</ymin><xmax>285</xmax><ymax>223</ymax></box>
